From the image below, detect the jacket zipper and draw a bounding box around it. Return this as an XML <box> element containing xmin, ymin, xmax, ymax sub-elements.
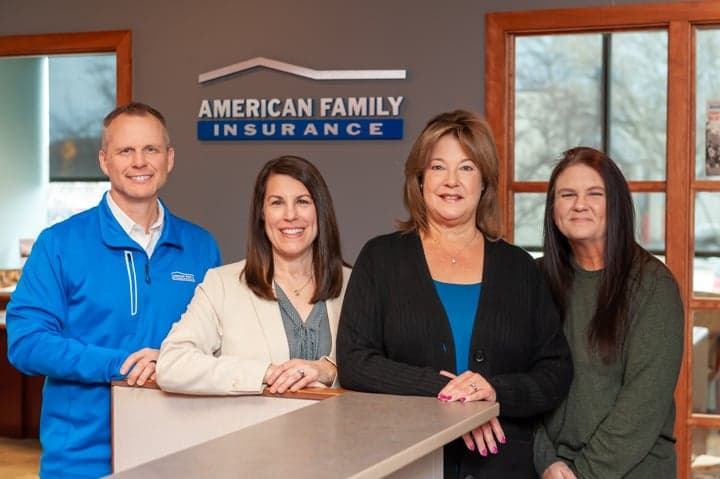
<box><xmin>124</xmin><ymin>251</ymin><xmax>138</xmax><ymax>316</ymax></box>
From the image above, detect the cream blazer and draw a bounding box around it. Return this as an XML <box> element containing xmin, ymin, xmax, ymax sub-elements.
<box><xmin>156</xmin><ymin>260</ymin><xmax>351</xmax><ymax>395</ymax></box>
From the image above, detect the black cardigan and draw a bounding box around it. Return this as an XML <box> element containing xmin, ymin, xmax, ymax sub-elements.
<box><xmin>337</xmin><ymin>231</ymin><xmax>572</xmax><ymax>478</ymax></box>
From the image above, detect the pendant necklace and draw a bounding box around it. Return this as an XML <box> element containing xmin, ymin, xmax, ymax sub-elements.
<box><xmin>292</xmin><ymin>275</ymin><xmax>313</xmax><ymax>296</ymax></box>
<box><xmin>436</xmin><ymin>230</ymin><xmax>478</xmax><ymax>265</ymax></box>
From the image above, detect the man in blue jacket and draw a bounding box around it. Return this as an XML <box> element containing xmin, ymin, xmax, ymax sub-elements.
<box><xmin>6</xmin><ymin>102</ymin><xmax>222</xmax><ymax>479</ymax></box>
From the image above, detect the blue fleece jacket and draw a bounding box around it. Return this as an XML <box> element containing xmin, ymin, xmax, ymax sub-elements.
<box><xmin>6</xmin><ymin>194</ymin><xmax>222</xmax><ymax>479</ymax></box>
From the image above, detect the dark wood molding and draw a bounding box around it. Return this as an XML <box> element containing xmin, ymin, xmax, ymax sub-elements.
<box><xmin>0</xmin><ymin>30</ymin><xmax>132</xmax><ymax>106</ymax></box>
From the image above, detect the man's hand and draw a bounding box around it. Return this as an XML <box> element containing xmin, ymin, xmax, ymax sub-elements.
<box><xmin>120</xmin><ymin>348</ymin><xmax>159</xmax><ymax>386</ymax></box>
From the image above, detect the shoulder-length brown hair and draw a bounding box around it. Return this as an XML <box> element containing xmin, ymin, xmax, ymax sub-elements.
<box><xmin>398</xmin><ymin>110</ymin><xmax>502</xmax><ymax>239</ymax></box>
<box><xmin>243</xmin><ymin>155</ymin><xmax>344</xmax><ymax>302</ymax></box>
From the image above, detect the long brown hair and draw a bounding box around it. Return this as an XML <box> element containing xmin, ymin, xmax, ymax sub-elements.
<box><xmin>398</xmin><ymin>110</ymin><xmax>502</xmax><ymax>239</ymax></box>
<box><xmin>543</xmin><ymin>146</ymin><xmax>649</xmax><ymax>362</ymax></box>
<box><xmin>243</xmin><ymin>155</ymin><xmax>344</xmax><ymax>302</ymax></box>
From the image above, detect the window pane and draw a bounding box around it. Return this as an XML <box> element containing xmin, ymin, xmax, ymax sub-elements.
<box><xmin>634</xmin><ymin>192</ymin><xmax>666</xmax><ymax>256</ymax></box>
<box><xmin>47</xmin><ymin>182</ymin><xmax>109</xmax><ymax>225</ymax></box>
<box><xmin>49</xmin><ymin>54</ymin><xmax>115</xmax><ymax>181</ymax></box>
<box><xmin>609</xmin><ymin>31</ymin><xmax>667</xmax><ymax>180</ymax></box>
<box><xmin>514</xmin><ymin>34</ymin><xmax>602</xmax><ymax>181</ymax></box>
<box><xmin>693</xmin><ymin>312</ymin><xmax>720</xmax><ymax>415</ymax></box>
<box><xmin>514</xmin><ymin>193</ymin><xmax>545</xmax><ymax>252</ymax></box>
<box><xmin>691</xmin><ymin>427</ymin><xmax>720</xmax><ymax>477</ymax></box>
<box><xmin>696</xmin><ymin>29</ymin><xmax>720</xmax><ymax>181</ymax></box>
<box><xmin>514</xmin><ymin>32</ymin><xmax>668</xmax><ymax>181</ymax></box>
<box><xmin>694</xmin><ymin>193</ymin><xmax>720</xmax><ymax>297</ymax></box>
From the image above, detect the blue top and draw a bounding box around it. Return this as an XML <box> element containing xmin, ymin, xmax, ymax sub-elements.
<box><xmin>6</xmin><ymin>193</ymin><xmax>222</xmax><ymax>479</ymax></box>
<box><xmin>433</xmin><ymin>281</ymin><xmax>482</xmax><ymax>374</ymax></box>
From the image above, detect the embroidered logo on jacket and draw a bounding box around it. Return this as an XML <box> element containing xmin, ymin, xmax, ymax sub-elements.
<box><xmin>170</xmin><ymin>272</ymin><xmax>196</xmax><ymax>282</ymax></box>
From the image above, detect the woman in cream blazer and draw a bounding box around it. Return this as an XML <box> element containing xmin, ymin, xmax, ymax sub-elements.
<box><xmin>157</xmin><ymin>156</ymin><xmax>349</xmax><ymax>395</ymax></box>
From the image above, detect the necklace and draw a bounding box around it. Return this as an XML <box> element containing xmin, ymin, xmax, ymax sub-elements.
<box><xmin>291</xmin><ymin>275</ymin><xmax>313</xmax><ymax>296</ymax></box>
<box><xmin>433</xmin><ymin>230</ymin><xmax>478</xmax><ymax>265</ymax></box>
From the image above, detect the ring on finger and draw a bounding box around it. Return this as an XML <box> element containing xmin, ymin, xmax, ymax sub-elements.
<box><xmin>297</xmin><ymin>369</ymin><xmax>305</xmax><ymax>377</ymax></box>
<box><xmin>469</xmin><ymin>383</ymin><xmax>479</xmax><ymax>392</ymax></box>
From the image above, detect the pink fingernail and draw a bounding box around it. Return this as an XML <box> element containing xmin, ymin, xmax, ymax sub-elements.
<box><xmin>438</xmin><ymin>394</ymin><xmax>451</xmax><ymax>400</ymax></box>
<box><xmin>490</xmin><ymin>447</ymin><xmax>498</xmax><ymax>454</ymax></box>
<box><xmin>499</xmin><ymin>436</ymin><xmax>506</xmax><ymax>444</ymax></box>
<box><xmin>459</xmin><ymin>397</ymin><xmax>467</xmax><ymax>403</ymax></box>
<box><xmin>467</xmin><ymin>442</ymin><xmax>475</xmax><ymax>451</ymax></box>
<box><xmin>480</xmin><ymin>449</ymin><xmax>487</xmax><ymax>456</ymax></box>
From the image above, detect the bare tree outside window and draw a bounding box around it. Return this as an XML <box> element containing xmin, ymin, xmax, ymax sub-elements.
<box><xmin>513</xmin><ymin>32</ymin><xmax>667</xmax><ymax>254</ymax></box>
<box><xmin>47</xmin><ymin>54</ymin><xmax>114</xmax><ymax>224</ymax></box>
<box><xmin>49</xmin><ymin>54</ymin><xmax>115</xmax><ymax>181</ymax></box>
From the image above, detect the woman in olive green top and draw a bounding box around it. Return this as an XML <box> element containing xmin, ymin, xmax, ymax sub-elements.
<box><xmin>534</xmin><ymin>147</ymin><xmax>683</xmax><ymax>479</ymax></box>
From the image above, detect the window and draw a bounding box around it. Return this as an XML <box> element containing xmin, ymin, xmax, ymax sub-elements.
<box><xmin>486</xmin><ymin>4</ymin><xmax>720</xmax><ymax>477</ymax></box>
<box><xmin>513</xmin><ymin>31</ymin><xmax>667</xmax><ymax>254</ymax></box>
<box><xmin>47</xmin><ymin>54</ymin><xmax>115</xmax><ymax>224</ymax></box>
<box><xmin>0</xmin><ymin>31</ymin><xmax>130</xmax><ymax>268</ymax></box>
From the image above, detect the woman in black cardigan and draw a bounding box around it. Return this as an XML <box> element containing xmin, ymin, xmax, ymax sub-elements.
<box><xmin>337</xmin><ymin>110</ymin><xmax>572</xmax><ymax>478</ymax></box>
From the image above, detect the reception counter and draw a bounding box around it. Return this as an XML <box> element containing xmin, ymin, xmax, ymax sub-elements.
<box><xmin>109</xmin><ymin>383</ymin><xmax>498</xmax><ymax>478</ymax></box>
<box><xmin>111</xmin><ymin>382</ymin><xmax>335</xmax><ymax>472</ymax></box>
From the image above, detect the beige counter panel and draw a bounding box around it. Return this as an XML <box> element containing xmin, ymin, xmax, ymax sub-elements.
<box><xmin>109</xmin><ymin>391</ymin><xmax>498</xmax><ymax>479</ymax></box>
<box><xmin>111</xmin><ymin>386</ymin><xmax>316</xmax><ymax>472</ymax></box>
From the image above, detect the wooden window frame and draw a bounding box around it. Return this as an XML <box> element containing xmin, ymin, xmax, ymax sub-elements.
<box><xmin>486</xmin><ymin>2</ymin><xmax>720</xmax><ymax>478</ymax></box>
<box><xmin>0</xmin><ymin>30</ymin><xmax>132</xmax><ymax>105</ymax></box>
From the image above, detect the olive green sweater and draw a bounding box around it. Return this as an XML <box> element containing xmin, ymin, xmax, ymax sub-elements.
<box><xmin>534</xmin><ymin>256</ymin><xmax>684</xmax><ymax>478</ymax></box>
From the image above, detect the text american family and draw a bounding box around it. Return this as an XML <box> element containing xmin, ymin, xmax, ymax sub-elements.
<box><xmin>197</xmin><ymin>96</ymin><xmax>405</xmax><ymax>140</ymax></box>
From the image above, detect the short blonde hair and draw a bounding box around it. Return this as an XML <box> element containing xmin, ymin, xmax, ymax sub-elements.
<box><xmin>101</xmin><ymin>102</ymin><xmax>170</xmax><ymax>150</ymax></box>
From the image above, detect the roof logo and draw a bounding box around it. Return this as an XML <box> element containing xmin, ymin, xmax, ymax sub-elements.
<box><xmin>198</xmin><ymin>57</ymin><xmax>407</xmax><ymax>84</ymax></box>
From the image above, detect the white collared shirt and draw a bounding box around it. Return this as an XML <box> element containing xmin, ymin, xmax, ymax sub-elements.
<box><xmin>106</xmin><ymin>193</ymin><xmax>165</xmax><ymax>258</ymax></box>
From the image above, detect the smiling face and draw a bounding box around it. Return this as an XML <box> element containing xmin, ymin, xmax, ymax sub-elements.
<box><xmin>99</xmin><ymin>113</ymin><xmax>174</xmax><ymax>211</ymax></box>
<box><xmin>263</xmin><ymin>173</ymin><xmax>318</xmax><ymax>263</ymax></box>
<box><xmin>422</xmin><ymin>134</ymin><xmax>483</xmax><ymax>229</ymax></box>
<box><xmin>552</xmin><ymin>163</ymin><xmax>607</xmax><ymax>251</ymax></box>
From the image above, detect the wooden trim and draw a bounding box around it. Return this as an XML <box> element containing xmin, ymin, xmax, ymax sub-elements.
<box><xmin>512</xmin><ymin>181</ymin><xmax>667</xmax><ymax>193</ymax></box>
<box><xmin>626</xmin><ymin>181</ymin><xmax>669</xmax><ymax>192</ymax></box>
<box><xmin>690</xmin><ymin>299</ymin><xmax>720</xmax><ymax>310</ymax></box>
<box><xmin>0</xmin><ymin>31</ymin><xmax>129</xmax><ymax>56</ymax></box>
<box><xmin>485</xmin><ymin>3</ymin><xmax>720</xmax><ymax>478</ymax></box>
<box><xmin>688</xmin><ymin>414</ymin><xmax>720</xmax><ymax>433</ymax></box>
<box><xmin>510</xmin><ymin>182</ymin><xmax>548</xmax><ymax>194</ymax></box>
<box><xmin>689</xmin><ymin>414</ymin><xmax>720</xmax><ymax>426</ymax></box>
<box><xmin>0</xmin><ymin>30</ymin><xmax>132</xmax><ymax>106</ymax></box>
<box><xmin>666</xmin><ymin>19</ymin><xmax>693</xmax><ymax>476</ymax></box>
<box><xmin>262</xmin><ymin>387</ymin><xmax>346</xmax><ymax>401</ymax></box>
<box><xmin>110</xmin><ymin>380</ymin><xmax>345</xmax><ymax>400</ymax></box>
<box><xmin>693</xmin><ymin>180</ymin><xmax>720</xmax><ymax>191</ymax></box>
<box><xmin>112</xmin><ymin>380</ymin><xmax>160</xmax><ymax>390</ymax></box>
<box><xmin>487</xmin><ymin>1</ymin><xmax>720</xmax><ymax>33</ymax></box>
<box><xmin>115</xmin><ymin>31</ymin><xmax>132</xmax><ymax>106</ymax></box>
<box><xmin>486</xmin><ymin>13</ymin><xmax>512</xmax><ymax>241</ymax></box>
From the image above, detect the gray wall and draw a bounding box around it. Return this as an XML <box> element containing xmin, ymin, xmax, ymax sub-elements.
<box><xmin>0</xmin><ymin>0</ymin><xmax>667</xmax><ymax>263</ymax></box>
